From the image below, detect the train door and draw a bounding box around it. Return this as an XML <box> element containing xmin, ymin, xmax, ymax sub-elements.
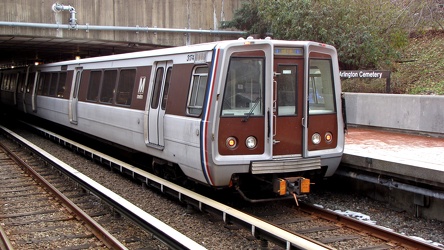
<box><xmin>19</xmin><ymin>67</ymin><xmax>31</xmax><ymax>112</ymax></box>
<box><xmin>69</xmin><ymin>67</ymin><xmax>82</xmax><ymax>124</ymax></box>
<box><xmin>272</xmin><ymin>58</ymin><xmax>305</xmax><ymax>155</ymax></box>
<box><xmin>22</xmin><ymin>71</ymin><xmax>35</xmax><ymax>113</ymax></box>
<box><xmin>11</xmin><ymin>72</ymin><xmax>18</xmax><ymax>106</ymax></box>
<box><xmin>31</xmin><ymin>71</ymin><xmax>39</xmax><ymax>112</ymax></box>
<box><xmin>146</xmin><ymin>61</ymin><xmax>172</xmax><ymax>149</ymax></box>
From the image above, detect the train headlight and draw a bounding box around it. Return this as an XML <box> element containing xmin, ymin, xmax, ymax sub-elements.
<box><xmin>325</xmin><ymin>132</ymin><xmax>333</xmax><ymax>143</ymax></box>
<box><xmin>245</xmin><ymin>136</ymin><xmax>257</xmax><ymax>149</ymax></box>
<box><xmin>226</xmin><ymin>137</ymin><xmax>238</xmax><ymax>149</ymax></box>
<box><xmin>312</xmin><ymin>133</ymin><xmax>321</xmax><ymax>145</ymax></box>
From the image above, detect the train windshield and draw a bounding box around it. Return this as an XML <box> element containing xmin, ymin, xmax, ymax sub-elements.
<box><xmin>221</xmin><ymin>57</ymin><xmax>264</xmax><ymax>117</ymax></box>
<box><xmin>308</xmin><ymin>59</ymin><xmax>335</xmax><ymax>114</ymax></box>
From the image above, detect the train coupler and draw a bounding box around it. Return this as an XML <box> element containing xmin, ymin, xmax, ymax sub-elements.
<box><xmin>273</xmin><ymin>177</ymin><xmax>311</xmax><ymax>196</ymax></box>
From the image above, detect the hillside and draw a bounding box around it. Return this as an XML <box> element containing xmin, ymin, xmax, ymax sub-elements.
<box><xmin>342</xmin><ymin>30</ymin><xmax>444</xmax><ymax>95</ymax></box>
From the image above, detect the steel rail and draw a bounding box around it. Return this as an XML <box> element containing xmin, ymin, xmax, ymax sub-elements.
<box><xmin>299</xmin><ymin>202</ymin><xmax>443</xmax><ymax>250</ymax></box>
<box><xmin>0</xmin><ymin>140</ymin><xmax>128</xmax><ymax>250</ymax></box>
<box><xmin>0</xmin><ymin>125</ymin><xmax>206</xmax><ymax>250</ymax></box>
<box><xmin>0</xmin><ymin>224</ymin><xmax>14</xmax><ymax>250</ymax></box>
<box><xmin>16</xmin><ymin>122</ymin><xmax>331</xmax><ymax>250</ymax></box>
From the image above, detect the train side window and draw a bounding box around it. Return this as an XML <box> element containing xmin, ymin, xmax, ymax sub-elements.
<box><xmin>38</xmin><ymin>73</ymin><xmax>51</xmax><ymax>96</ymax></box>
<box><xmin>161</xmin><ymin>67</ymin><xmax>172</xmax><ymax>110</ymax></box>
<box><xmin>116</xmin><ymin>69</ymin><xmax>136</xmax><ymax>105</ymax></box>
<box><xmin>57</xmin><ymin>72</ymin><xmax>67</xmax><ymax>97</ymax></box>
<box><xmin>187</xmin><ymin>66</ymin><xmax>208</xmax><ymax>116</ymax></box>
<box><xmin>18</xmin><ymin>73</ymin><xmax>26</xmax><ymax>93</ymax></box>
<box><xmin>100</xmin><ymin>70</ymin><xmax>117</xmax><ymax>103</ymax></box>
<box><xmin>87</xmin><ymin>71</ymin><xmax>102</xmax><ymax>102</ymax></box>
<box><xmin>1</xmin><ymin>74</ymin><xmax>8</xmax><ymax>90</ymax></box>
<box><xmin>0</xmin><ymin>75</ymin><xmax>5</xmax><ymax>90</ymax></box>
<box><xmin>1</xmin><ymin>74</ymin><xmax>10</xmax><ymax>90</ymax></box>
<box><xmin>37</xmin><ymin>74</ymin><xmax>43</xmax><ymax>94</ymax></box>
<box><xmin>26</xmin><ymin>73</ymin><xmax>35</xmax><ymax>93</ymax></box>
<box><xmin>7</xmin><ymin>75</ymin><xmax>12</xmax><ymax>90</ymax></box>
<box><xmin>6</xmin><ymin>73</ymin><xmax>18</xmax><ymax>91</ymax></box>
<box><xmin>8</xmin><ymin>74</ymin><xmax>14</xmax><ymax>90</ymax></box>
<box><xmin>12</xmin><ymin>74</ymin><xmax>17</xmax><ymax>91</ymax></box>
<box><xmin>49</xmin><ymin>72</ymin><xmax>58</xmax><ymax>96</ymax></box>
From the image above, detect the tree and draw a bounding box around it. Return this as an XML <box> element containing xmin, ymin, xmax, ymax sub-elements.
<box><xmin>223</xmin><ymin>0</ymin><xmax>424</xmax><ymax>70</ymax></box>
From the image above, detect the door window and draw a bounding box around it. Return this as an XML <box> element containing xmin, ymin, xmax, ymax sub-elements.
<box><xmin>73</xmin><ymin>71</ymin><xmax>82</xmax><ymax>99</ymax></box>
<box><xmin>151</xmin><ymin>67</ymin><xmax>164</xmax><ymax>109</ymax></box>
<box><xmin>277</xmin><ymin>65</ymin><xmax>297</xmax><ymax>116</ymax></box>
<box><xmin>161</xmin><ymin>67</ymin><xmax>172</xmax><ymax>110</ymax></box>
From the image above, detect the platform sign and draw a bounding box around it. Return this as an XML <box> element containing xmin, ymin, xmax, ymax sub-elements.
<box><xmin>339</xmin><ymin>70</ymin><xmax>391</xmax><ymax>93</ymax></box>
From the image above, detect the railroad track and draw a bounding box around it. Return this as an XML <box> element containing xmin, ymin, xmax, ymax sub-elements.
<box><xmin>239</xmin><ymin>200</ymin><xmax>443</xmax><ymax>249</ymax></box>
<box><xmin>1</xmin><ymin>122</ymin><xmax>442</xmax><ymax>249</ymax></box>
<box><xmin>2</xmin><ymin>122</ymin><xmax>329</xmax><ymax>249</ymax></box>
<box><xmin>0</xmin><ymin>125</ymin><xmax>205</xmax><ymax>250</ymax></box>
<box><xmin>0</xmin><ymin>141</ymin><xmax>122</xmax><ymax>249</ymax></box>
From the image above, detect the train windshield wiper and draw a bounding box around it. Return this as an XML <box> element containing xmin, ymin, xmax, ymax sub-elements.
<box><xmin>242</xmin><ymin>97</ymin><xmax>261</xmax><ymax>122</ymax></box>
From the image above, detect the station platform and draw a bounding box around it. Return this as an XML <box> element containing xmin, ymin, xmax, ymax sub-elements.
<box><xmin>340</xmin><ymin>127</ymin><xmax>444</xmax><ymax>188</ymax></box>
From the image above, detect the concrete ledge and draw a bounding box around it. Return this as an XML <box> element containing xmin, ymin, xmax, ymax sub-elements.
<box><xmin>341</xmin><ymin>153</ymin><xmax>444</xmax><ymax>188</ymax></box>
<box><xmin>344</xmin><ymin>93</ymin><xmax>444</xmax><ymax>134</ymax></box>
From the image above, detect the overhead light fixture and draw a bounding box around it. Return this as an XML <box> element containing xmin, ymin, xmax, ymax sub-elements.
<box><xmin>75</xmin><ymin>55</ymin><xmax>81</xmax><ymax>60</ymax></box>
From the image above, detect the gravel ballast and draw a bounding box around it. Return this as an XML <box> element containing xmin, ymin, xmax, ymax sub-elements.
<box><xmin>7</xmin><ymin>129</ymin><xmax>444</xmax><ymax>249</ymax></box>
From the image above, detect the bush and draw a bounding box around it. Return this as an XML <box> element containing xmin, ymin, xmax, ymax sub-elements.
<box><xmin>223</xmin><ymin>0</ymin><xmax>417</xmax><ymax>70</ymax></box>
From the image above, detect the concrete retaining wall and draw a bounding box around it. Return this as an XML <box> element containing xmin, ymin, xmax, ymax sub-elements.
<box><xmin>344</xmin><ymin>93</ymin><xmax>444</xmax><ymax>134</ymax></box>
<box><xmin>0</xmin><ymin>0</ymin><xmax>242</xmax><ymax>46</ymax></box>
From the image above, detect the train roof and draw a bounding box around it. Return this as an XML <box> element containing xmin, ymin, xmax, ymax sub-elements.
<box><xmin>35</xmin><ymin>38</ymin><xmax>334</xmax><ymax>67</ymax></box>
<box><xmin>39</xmin><ymin>42</ymin><xmax>218</xmax><ymax>67</ymax></box>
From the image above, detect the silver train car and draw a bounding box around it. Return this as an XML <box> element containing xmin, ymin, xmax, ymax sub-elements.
<box><xmin>1</xmin><ymin>38</ymin><xmax>345</xmax><ymax>201</ymax></box>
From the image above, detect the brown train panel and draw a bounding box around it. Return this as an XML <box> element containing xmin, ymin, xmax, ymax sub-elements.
<box><xmin>131</xmin><ymin>66</ymin><xmax>152</xmax><ymax>110</ymax></box>
<box><xmin>217</xmin><ymin>117</ymin><xmax>265</xmax><ymax>155</ymax></box>
<box><xmin>273</xmin><ymin>116</ymin><xmax>303</xmax><ymax>155</ymax></box>
<box><xmin>165</xmin><ymin>63</ymin><xmax>199</xmax><ymax>116</ymax></box>
<box><xmin>307</xmin><ymin>114</ymin><xmax>338</xmax><ymax>151</ymax></box>
<box><xmin>309</xmin><ymin>52</ymin><xmax>331</xmax><ymax>59</ymax></box>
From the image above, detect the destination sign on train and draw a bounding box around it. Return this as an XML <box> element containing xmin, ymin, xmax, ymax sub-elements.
<box><xmin>274</xmin><ymin>48</ymin><xmax>304</xmax><ymax>56</ymax></box>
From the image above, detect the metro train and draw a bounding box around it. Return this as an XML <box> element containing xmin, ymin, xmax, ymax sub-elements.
<box><xmin>0</xmin><ymin>37</ymin><xmax>345</xmax><ymax>201</ymax></box>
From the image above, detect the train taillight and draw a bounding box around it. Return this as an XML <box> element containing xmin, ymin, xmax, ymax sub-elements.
<box><xmin>226</xmin><ymin>137</ymin><xmax>238</xmax><ymax>149</ymax></box>
<box><xmin>325</xmin><ymin>132</ymin><xmax>333</xmax><ymax>143</ymax></box>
